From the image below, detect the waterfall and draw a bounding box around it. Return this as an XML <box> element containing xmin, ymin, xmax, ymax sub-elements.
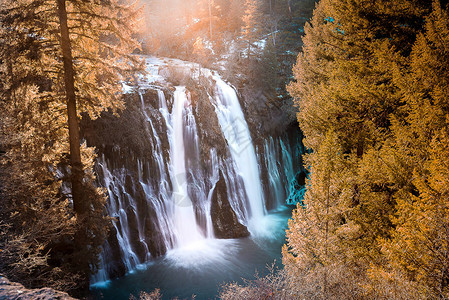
<box><xmin>91</xmin><ymin>156</ymin><xmax>146</xmax><ymax>284</ymax></box>
<box><xmin>90</xmin><ymin>57</ymin><xmax>305</xmax><ymax>283</ymax></box>
<box><xmin>263</xmin><ymin>137</ymin><xmax>286</xmax><ymax>208</ymax></box>
<box><xmin>169</xmin><ymin>87</ymin><xmax>204</xmax><ymax>246</ymax></box>
<box><xmin>212</xmin><ymin>76</ymin><xmax>267</xmax><ymax>230</ymax></box>
<box><xmin>280</xmin><ymin>139</ymin><xmax>295</xmax><ymax>186</ymax></box>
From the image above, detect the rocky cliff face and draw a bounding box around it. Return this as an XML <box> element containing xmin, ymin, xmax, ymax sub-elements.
<box><xmin>0</xmin><ymin>275</ymin><xmax>75</xmax><ymax>300</ymax></box>
<box><xmin>82</xmin><ymin>57</ymin><xmax>306</xmax><ymax>283</ymax></box>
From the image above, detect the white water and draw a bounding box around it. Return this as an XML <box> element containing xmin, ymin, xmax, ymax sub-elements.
<box><xmin>212</xmin><ymin>76</ymin><xmax>267</xmax><ymax>233</ymax></box>
<box><xmin>264</xmin><ymin>137</ymin><xmax>286</xmax><ymax>208</ymax></box>
<box><xmin>92</xmin><ymin>156</ymin><xmax>145</xmax><ymax>284</ymax></box>
<box><xmin>280</xmin><ymin>139</ymin><xmax>295</xmax><ymax>186</ymax></box>
<box><xmin>170</xmin><ymin>87</ymin><xmax>204</xmax><ymax>246</ymax></box>
<box><xmin>137</xmin><ymin>91</ymin><xmax>177</xmax><ymax>251</ymax></box>
<box><xmin>158</xmin><ymin>87</ymin><xmax>217</xmax><ymax>244</ymax></box>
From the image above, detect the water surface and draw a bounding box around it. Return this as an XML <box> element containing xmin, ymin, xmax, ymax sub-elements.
<box><xmin>91</xmin><ymin>207</ymin><xmax>292</xmax><ymax>300</ymax></box>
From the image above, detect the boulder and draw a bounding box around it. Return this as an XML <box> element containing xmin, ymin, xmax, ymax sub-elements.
<box><xmin>0</xmin><ymin>275</ymin><xmax>75</xmax><ymax>300</ymax></box>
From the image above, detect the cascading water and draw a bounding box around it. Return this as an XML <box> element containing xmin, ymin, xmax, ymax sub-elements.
<box><xmin>90</xmin><ymin>57</ymin><xmax>305</xmax><ymax>289</ymax></box>
<box><xmin>263</xmin><ymin>137</ymin><xmax>286</xmax><ymax>208</ymax></box>
<box><xmin>280</xmin><ymin>139</ymin><xmax>295</xmax><ymax>186</ymax></box>
<box><xmin>212</xmin><ymin>76</ymin><xmax>267</xmax><ymax>232</ymax></box>
<box><xmin>169</xmin><ymin>87</ymin><xmax>204</xmax><ymax>246</ymax></box>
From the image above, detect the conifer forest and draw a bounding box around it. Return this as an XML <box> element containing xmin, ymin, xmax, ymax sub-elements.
<box><xmin>1</xmin><ymin>0</ymin><xmax>449</xmax><ymax>299</ymax></box>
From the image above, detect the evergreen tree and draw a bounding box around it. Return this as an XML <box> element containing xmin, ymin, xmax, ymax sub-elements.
<box><xmin>242</xmin><ymin>0</ymin><xmax>263</xmax><ymax>60</ymax></box>
<box><xmin>283</xmin><ymin>131</ymin><xmax>360</xmax><ymax>299</ymax></box>
<box><xmin>0</xmin><ymin>0</ymin><xmax>143</xmax><ymax>292</ymax></box>
<box><xmin>376</xmin><ymin>3</ymin><xmax>449</xmax><ymax>298</ymax></box>
<box><xmin>285</xmin><ymin>0</ymin><xmax>437</xmax><ymax>297</ymax></box>
<box><xmin>254</xmin><ymin>39</ymin><xmax>279</xmax><ymax>98</ymax></box>
<box><xmin>226</xmin><ymin>0</ymin><xmax>245</xmax><ymax>33</ymax></box>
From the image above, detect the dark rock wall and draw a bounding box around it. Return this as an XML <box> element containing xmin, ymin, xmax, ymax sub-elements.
<box><xmin>211</xmin><ymin>171</ymin><xmax>249</xmax><ymax>239</ymax></box>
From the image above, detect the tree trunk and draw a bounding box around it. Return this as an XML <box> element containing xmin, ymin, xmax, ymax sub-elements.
<box><xmin>208</xmin><ymin>0</ymin><xmax>213</xmax><ymax>40</ymax></box>
<box><xmin>56</xmin><ymin>0</ymin><xmax>85</xmax><ymax>215</ymax></box>
<box><xmin>324</xmin><ymin>176</ymin><xmax>330</xmax><ymax>299</ymax></box>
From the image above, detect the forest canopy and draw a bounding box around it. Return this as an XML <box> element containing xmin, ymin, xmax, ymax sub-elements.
<box><xmin>283</xmin><ymin>0</ymin><xmax>449</xmax><ymax>298</ymax></box>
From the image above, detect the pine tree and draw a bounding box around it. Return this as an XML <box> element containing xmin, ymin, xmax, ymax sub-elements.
<box><xmin>254</xmin><ymin>38</ymin><xmax>279</xmax><ymax>100</ymax></box>
<box><xmin>0</xmin><ymin>0</ymin><xmax>143</xmax><ymax>292</ymax></box>
<box><xmin>0</xmin><ymin>1</ymin><xmax>75</xmax><ymax>289</ymax></box>
<box><xmin>227</xmin><ymin>0</ymin><xmax>245</xmax><ymax>33</ymax></box>
<box><xmin>242</xmin><ymin>0</ymin><xmax>263</xmax><ymax>60</ymax></box>
<box><xmin>285</xmin><ymin>0</ymin><xmax>437</xmax><ymax>297</ymax></box>
<box><xmin>376</xmin><ymin>3</ymin><xmax>449</xmax><ymax>298</ymax></box>
<box><xmin>283</xmin><ymin>131</ymin><xmax>360</xmax><ymax>298</ymax></box>
<box><xmin>288</xmin><ymin>0</ymin><xmax>432</xmax><ymax>151</ymax></box>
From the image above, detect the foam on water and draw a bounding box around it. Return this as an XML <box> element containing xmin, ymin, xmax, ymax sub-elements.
<box><xmin>90</xmin><ymin>207</ymin><xmax>293</xmax><ymax>300</ymax></box>
<box><xmin>164</xmin><ymin>238</ymin><xmax>240</xmax><ymax>271</ymax></box>
<box><xmin>248</xmin><ymin>208</ymin><xmax>290</xmax><ymax>241</ymax></box>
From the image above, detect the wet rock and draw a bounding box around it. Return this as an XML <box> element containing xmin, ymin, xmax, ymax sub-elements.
<box><xmin>124</xmin><ymin>175</ymin><xmax>134</xmax><ymax>194</ymax></box>
<box><xmin>192</xmin><ymin>85</ymin><xmax>227</xmax><ymax>159</ymax></box>
<box><xmin>211</xmin><ymin>172</ymin><xmax>250</xmax><ymax>239</ymax></box>
<box><xmin>104</xmin><ymin>226</ymin><xmax>126</xmax><ymax>278</ymax></box>
<box><xmin>296</xmin><ymin>170</ymin><xmax>307</xmax><ymax>187</ymax></box>
<box><xmin>134</xmin><ymin>183</ymin><xmax>148</xmax><ymax>220</ymax></box>
<box><xmin>144</xmin><ymin>215</ymin><xmax>167</xmax><ymax>257</ymax></box>
<box><xmin>125</xmin><ymin>206</ymin><xmax>146</xmax><ymax>263</ymax></box>
<box><xmin>258</xmin><ymin>149</ymin><xmax>275</xmax><ymax>210</ymax></box>
<box><xmin>141</xmin><ymin>89</ymin><xmax>159</xmax><ymax>108</ymax></box>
